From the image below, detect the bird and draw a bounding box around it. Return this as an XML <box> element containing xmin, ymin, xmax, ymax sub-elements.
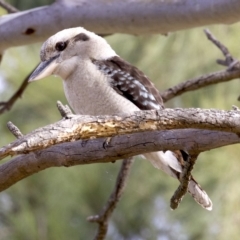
<box><xmin>28</xmin><ymin>27</ymin><xmax>212</xmax><ymax>210</ymax></box>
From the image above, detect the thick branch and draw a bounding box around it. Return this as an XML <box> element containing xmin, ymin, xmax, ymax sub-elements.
<box><xmin>0</xmin><ymin>129</ymin><xmax>238</xmax><ymax>193</ymax></box>
<box><xmin>0</xmin><ymin>0</ymin><xmax>240</xmax><ymax>50</ymax></box>
<box><xmin>1</xmin><ymin>108</ymin><xmax>240</xmax><ymax>160</ymax></box>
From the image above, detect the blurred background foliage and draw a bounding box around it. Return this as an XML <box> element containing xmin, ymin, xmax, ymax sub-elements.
<box><xmin>1</xmin><ymin>1</ymin><xmax>240</xmax><ymax>240</ymax></box>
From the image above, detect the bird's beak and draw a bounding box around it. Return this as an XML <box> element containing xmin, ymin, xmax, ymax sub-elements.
<box><xmin>28</xmin><ymin>55</ymin><xmax>59</xmax><ymax>82</ymax></box>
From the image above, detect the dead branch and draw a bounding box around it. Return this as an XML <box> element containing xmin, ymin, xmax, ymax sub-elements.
<box><xmin>56</xmin><ymin>101</ymin><xmax>73</xmax><ymax>118</ymax></box>
<box><xmin>1</xmin><ymin>107</ymin><xmax>240</xmax><ymax>161</ymax></box>
<box><xmin>170</xmin><ymin>154</ymin><xmax>198</xmax><ymax>210</ymax></box>
<box><xmin>0</xmin><ymin>67</ymin><xmax>37</xmax><ymax>114</ymax></box>
<box><xmin>87</xmin><ymin>158</ymin><xmax>133</xmax><ymax>240</ymax></box>
<box><xmin>0</xmin><ymin>0</ymin><xmax>26</xmax><ymax>107</ymax></box>
<box><xmin>7</xmin><ymin>121</ymin><xmax>23</xmax><ymax>138</ymax></box>
<box><xmin>161</xmin><ymin>29</ymin><xmax>240</xmax><ymax>102</ymax></box>
<box><xmin>0</xmin><ymin>129</ymin><xmax>238</xmax><ymax>193</ymax></box>
<box><xmin>161</xmin><ymin>69</ymin><xmax>240</xmax><ymax>102</ymax></box>
<box><xmin>204</xmin><ymin>29</ymin><xmax>240</xmax><ymax>69</ymax></box>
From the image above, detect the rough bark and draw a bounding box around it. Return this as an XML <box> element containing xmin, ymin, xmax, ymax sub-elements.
<box><xmin>0</xmin><ymin>129</ymin><xmax>239</xmax><ymax>193</ymax></box>
<box><xmin>1</xmin><ymin>108</ymin><xmax>240</xmax><ymax>160</ymax></box>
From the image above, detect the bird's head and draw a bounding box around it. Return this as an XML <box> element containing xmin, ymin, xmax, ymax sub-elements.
<box><xmin>29</xmin><ymin>27</ymin><xmax>116</xmax><ymax>81</ymax></box>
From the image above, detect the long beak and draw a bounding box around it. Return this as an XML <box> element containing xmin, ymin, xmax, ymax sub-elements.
<box><xmin>28</xmin><ymin>55</ymin><xmax>59</xmax><ymax>82</ymax></box>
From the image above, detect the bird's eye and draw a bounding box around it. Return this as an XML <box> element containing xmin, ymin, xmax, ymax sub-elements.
<box><xmin>55</xmin><ymin>41</ymin><xmax>67</xmax><ymax>51</ymax></box>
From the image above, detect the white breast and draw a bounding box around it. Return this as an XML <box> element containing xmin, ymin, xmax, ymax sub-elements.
<box><xmin>62</xmin><ymin>60</ymin><xmax>139</xmax><ymax>116</ymax></box>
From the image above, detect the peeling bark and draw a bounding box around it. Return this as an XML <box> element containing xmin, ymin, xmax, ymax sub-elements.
<box><xmin>0</xmin><ymin>129</ymin><xmax>239</xmax><ymax>193</ymax></box>
<box><xmin>1</xmin><ymin>108</ymin><xmax>240</xmax><ymax>160</ymax></box>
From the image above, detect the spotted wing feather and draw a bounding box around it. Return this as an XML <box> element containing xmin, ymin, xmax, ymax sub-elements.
<box><xmin>92</xmin><ymin>56</ymin><xmax>164</xmax><ymax>110</ymax></box>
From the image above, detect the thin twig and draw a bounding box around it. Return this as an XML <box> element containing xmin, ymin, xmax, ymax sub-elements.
<box><xmin>7</xmin><ymin>121</ymin><xmax>23</xmax><ymax>139</ymax></box>
<box><xmin>87</xmin><ymin>158</ymin><xmax>133</xmax><ymax>240</ymax></box>
<box><xmin>56</xmin><ymin>101</ymin><xmax>73</xmax><ymax>118</ymax></box>
<box><xmin>170</xmin><ymin>154</ymin><xmax>198</xmax><ymax>210</ymax></box>
<box><xmin>0</xmin><ymin>0</ymin><xmax>18</xmax><ymax>13</ymax></box>
<box><xmin>204</xmin><ymin>29</ymin><xmax>232</xmax><ymax>60</ymax></box>
<box><xmin>0</xmin><ymin>65</ymin><xmax>37</xmax><ymax>115</ymax></box>
<box><xmin>204</xmin><ymin>29</ymin><xmax>240</xmax><ymax>70</ymax></box>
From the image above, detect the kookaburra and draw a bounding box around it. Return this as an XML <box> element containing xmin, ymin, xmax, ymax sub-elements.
<box><xmin>29</xmin><ymin>27</ymin><xmax>212</xmax><ymax>210</ymax></box>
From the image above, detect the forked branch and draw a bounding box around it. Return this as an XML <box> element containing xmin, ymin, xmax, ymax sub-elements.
<box><xmin>161</xmin><ymin>69</ymin><xmax>240</xmax><ymax>102</ymax></box>
<box><xmin>161</xmin><ymin>29</ymin><xmax>240</xmax><ymax>102</ymax></box>
<box><xmin>170</xmin><ymin>154</ymin><xmax>198</xmax><ymax>210</ymax></box>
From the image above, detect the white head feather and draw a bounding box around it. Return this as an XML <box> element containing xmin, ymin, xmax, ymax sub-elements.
<box><xmin>29</xmin><ymin>27</ymin><xmax>116</xmax><ymax>81</ymax></box>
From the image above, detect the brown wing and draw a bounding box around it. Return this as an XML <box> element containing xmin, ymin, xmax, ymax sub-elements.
<box><xmin>92</xmin><ymin>56</ymin><xmax>164</xmax><ymax>110</ymax></box>
<box><xmin>93</xmin><ymin>57</ymin><xmax>190</xmax><ymax>190</ymax></box>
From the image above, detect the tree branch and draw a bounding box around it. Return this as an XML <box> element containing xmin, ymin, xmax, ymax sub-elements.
<box><xmin>161</xmin><ymin>29</ymin><xmax>240</xmax><ymax>102</ymax></box>
<box><xmin>204</xmin><ymin>28</ymin><xmax>238</xmax><ymax>68</ymax></box>
<box><xmin>170</xmin><ymin>154</ymin><xmax>198</xmax><ymax>210</ymax></box>
<box><xmin>0</xmin><ymin>0</ymin><xmax>18</xmax><ymax>13</ymax></box>
<box><xmin>0</xmin><ymin>67</ymin><xmax>36</xmax><ymax>114</ymax></box>
<box><xmin>7</xmin><ymin>121</ymin><xmax>23</xmax><ymax>138</ymax></box>
<box><xmin>87</xmin><ymin>158</ymin><xmax>133</xmax><ymax>240</ymax></box>
<box><xmin>0</xmin><ymin>129</ymin><xmax>238</xmax><ymax>193</ymax></box>
<box><xmin>161</xmin><ymin>69</ymin><xmax>240</xmax><ymax>102</ymax></box>
<box><xmin>1</xmin><ymin>107</ymin><xmax>240</xmax><ymax>160</ymax></box>
<box><xmin>0</xmin><ymin>0</ymin><xmax>240</xmax><ymax>51</ymax></box>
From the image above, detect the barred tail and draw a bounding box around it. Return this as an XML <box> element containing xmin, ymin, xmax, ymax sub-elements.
<box><xmin>188</xmin><ymin>178</ymin><xmax>212</xmax><ymax>211</ymax></box>
<box><xmin>143</xmin><ymin>151</ymin><xmax>213</xmax><ymax>211</ymax></box>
